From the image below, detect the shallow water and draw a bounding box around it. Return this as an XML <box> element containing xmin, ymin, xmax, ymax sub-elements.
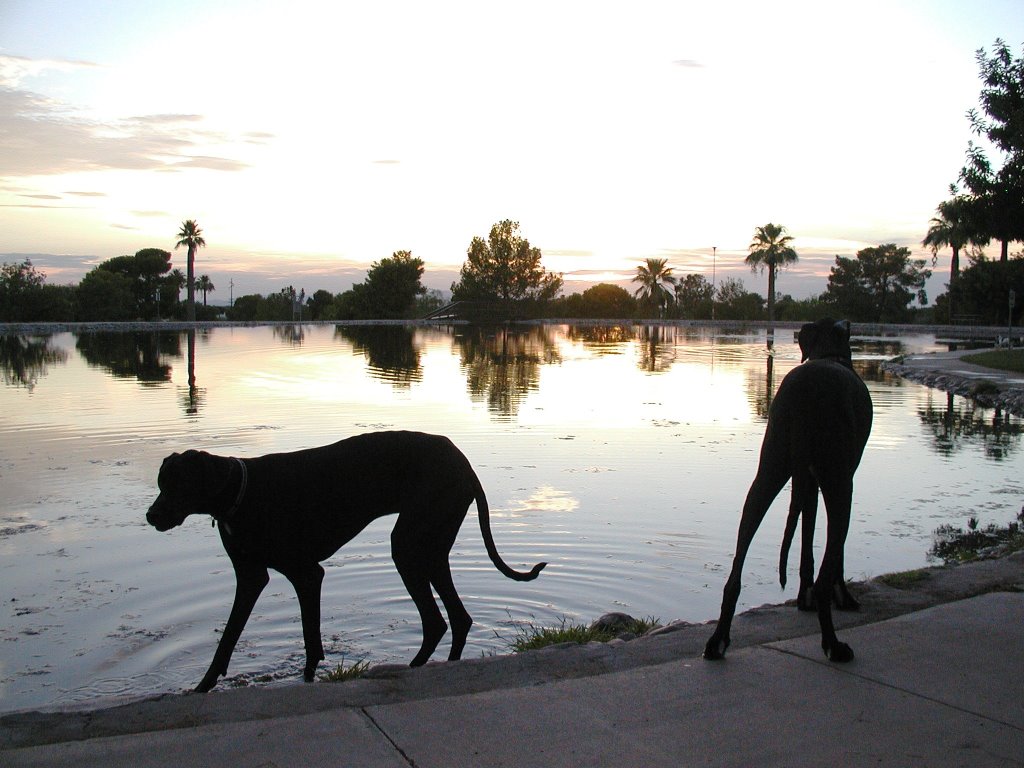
<box><xmin>1</xmin><ymin>323</ymin><xmax>1021</xmax><ymax>712</ymax></box>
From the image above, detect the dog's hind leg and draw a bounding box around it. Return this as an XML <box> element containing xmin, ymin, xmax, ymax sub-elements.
<box><xmin>196</xmin><ymin>560</ymin><xmax>269</xmax><ymax>692</ymax></box>
<box><xmin>795</xmin><ymin>472</ymin><xmax>819</xmax><ymax>612</ymax></box>
<box><xmin>831</xmin><ymin>555</ymin><xmax>861</xmax><ymax>611</ymax></box>
<box><xmin>430</xmin><ymin>558</ymin><xmax>472</xmax><ymax>661</ymax></box>
<box><xmin>392</xmin><ymin>523</ymin><xmax>448</xmax><ymax>668</ymax></box>
<box><xmin>704</xmin><ymin>466</ymin><xmax>788</xmax><ymax>660</ymax></box>
<box><xmin>282</xmin><ymin>563</ymin><xmax>326</xmax><ymax>681</ymax></box>
<box><xmin>814</xmin><ymin>480</ymin><xmax>854</xmax><ymax>662</ymax></box>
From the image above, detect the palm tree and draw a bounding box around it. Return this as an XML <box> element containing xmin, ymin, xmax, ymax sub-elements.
<box><xmin>175</xmin><ymin>220</ymin><xmax>206</xmax><ymax>321</ymax></box>
<box><xmin>195</xmin><ymin>275</ymin><xmax>215</xmax><ymax>306</ymax></box>
<box><xmin>632</xmin><ymin>258</ymin><xmax>677</xmax><ymax>317</ymax></box>
<box><xmin>923</xmin><ymin>194</ymin><xmax>987</xmax><ymax>283</ymax></box>
<box><xmin>923</xmin><ymin>195</ymin><xmax>988</xmax><ymax>321</ymax></box>
<box><xmin>746</xmin><ymin>223</ymin><xmax>798</xmax><ymax>323</ymax></box>
<box><xmin>167</xmin><ymin>269</ymin><xmax>186</xmax><ymax>304</ymax></box>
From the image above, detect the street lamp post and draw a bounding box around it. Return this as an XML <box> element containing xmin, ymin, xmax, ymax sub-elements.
<box><xmin>711</xmin><ymin>246</ymin><xmax>717</xmax><ymax>321</ymax></box>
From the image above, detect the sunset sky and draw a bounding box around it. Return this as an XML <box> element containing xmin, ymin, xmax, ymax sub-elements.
<box><xmin>2</xmin><ymin>0</ymin><xmax>1023</xmax><ymax>303</ymax></box>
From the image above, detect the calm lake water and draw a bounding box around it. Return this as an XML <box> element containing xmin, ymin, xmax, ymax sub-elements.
<box><xmin>1</xmin><ymin>323</ymin><xmax>1021</xmax><ymax>713</ymax></box>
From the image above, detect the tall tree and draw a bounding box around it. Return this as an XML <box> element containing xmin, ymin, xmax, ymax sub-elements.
<box><xmin>824</xmin><ymin>244</ymin><xmax>932</xmax><ymax>322</ymax></box>
<box><xmin>341</xmin><ymin>250</ymin><xmax>427</xmax><ymax>319</ymax></box>
<box><xmin>0</xmin><ymin>259</ymin><xmax>45</xmax><ymax>321</ymax></box>
<box><xmin>746</xmin><ymin>223</ymin><xmax>798</xmax><ymax>322</ymax></box>
<box><xmin>923</xmin><ymin>192</ymin><xmax>987</xmax><ymax>319</ymax></box>
<box><xmin>195</xmin><ymin>275</ymin><xmax>215</xmax><ymax>306</ymax></box>
<box><xmin>175</xmin><ymin>220</ymin><xmax>206</xmax><ymax>321</ymax></box>
<box><xmin>632</xmin><ymin>258</ymin><xmax>677</xmax><ymax>317</ymax></box>
<box><xmin>675</xmin><ymin>273</ymin><xmax>714</xmax><ymax>319</ymax></box>
<box><xmin>450</xmin><ymin>220</ymin><xmax>563</xmax><ymax>315</ymax></box>
<box><xmin>91</xmin><ymin>248</ymin><xmax>172</xmax><ymax>318</ymax></box>
<box><xmin>958</xmin><ymin>40</ymin><xmax>1024</xmax><ymax>261</ymax></box>
<box><xmin>947</xmin><ymin>256</ymin><xmax>1024</xmax><ymax>326</ymax></box>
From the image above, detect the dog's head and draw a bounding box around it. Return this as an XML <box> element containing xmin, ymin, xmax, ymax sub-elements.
<box><xmin>798</xmin><ymin>318</ymin><xmax>853</xmax><ymax>365</ymax></box>
<box><xmin>146</xmin><ymin>450</ymin><xmax>222</xmax><ymax>532</ymax></box>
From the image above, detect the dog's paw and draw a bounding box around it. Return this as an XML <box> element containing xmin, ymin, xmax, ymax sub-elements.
<box><xmin>825</xmin><ymin>641</ymin><xmax>854</xmax><ymax>663</ymax></box>
<box><xmin>797</xmin><ymin>586</ymin><xmax>817</xmax><ymax>612</ymax></box>
<box><xmin>703</xmin><ymin>637</ymin><xmax>729</xmax><ymax>660</ymax></box>
<box><xmin>833</xmin><ymin>584</ymin><xmax>861</xmax><ymax>611</ymax></box>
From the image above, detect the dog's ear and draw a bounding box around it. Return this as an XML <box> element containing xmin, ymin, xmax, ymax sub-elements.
<box><xmin>798</xmin><ymin>322</ymin><xmax>820</xmax><ymax>362</ymax></box>
<box><xmin>158</xmin><ymin>450</ymin><xmax>208</xmax><ymax>484</ymax></box>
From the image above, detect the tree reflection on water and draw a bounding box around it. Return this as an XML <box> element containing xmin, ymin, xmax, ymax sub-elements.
<box><xmin>76</xmin><ymin>331</ymin><xmax>178</xmax><ymax>383</ymax></box>
<box><xmin>917</xmin><ymin>390</ymin><xmax>1022</xmax><ymax>460</ymax></box>
<box><xmin>0</xmin><ymin>335</ymin><xmax>68</xmax><ymax>391</ymax></box>
<box><xmin>336</xmin><ymin>325</ymin><xmax>424</xmax><ymax>387</ymax></box>
<box><xmin>455</xmin><ymin>325</ymin><xmax>560</xmax><ymax>419</ymax></box>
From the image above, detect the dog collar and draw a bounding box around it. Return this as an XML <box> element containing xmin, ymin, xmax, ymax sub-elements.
<box><xmin>224</xmin><ymin>457</ymin><xmax>248</xmax><ymax>518</ymax></box>
<box><xmin>810</xmin><ymin>354</ymin><xmax>854</xmax><ymax>369</ymax></box>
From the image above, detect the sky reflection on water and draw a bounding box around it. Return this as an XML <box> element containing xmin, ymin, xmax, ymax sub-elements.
<box><xmin>0</xmin><ymin>323</ymin><xmax>1021</xmax><ymax>712</ymax></box>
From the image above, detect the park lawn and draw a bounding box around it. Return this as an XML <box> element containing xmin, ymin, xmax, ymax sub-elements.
<box><xmin>962</xmin><ymin>349</ymin><xmax>1024</xmax><ymax>373</ymax></box>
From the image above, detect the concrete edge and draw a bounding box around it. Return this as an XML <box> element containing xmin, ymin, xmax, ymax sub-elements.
<box><xmin>3</xmin><ymin>552</ymin><xmax>1023</xmax><ymax>751</ymax></box>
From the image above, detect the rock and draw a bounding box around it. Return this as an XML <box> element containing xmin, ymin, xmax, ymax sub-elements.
<box><xmin>589</xmin><ymin>612</ymin><xmax>637</xmax><ymax>633</ymax></box>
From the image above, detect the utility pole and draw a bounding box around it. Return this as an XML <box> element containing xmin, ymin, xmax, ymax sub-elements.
<box><xmin>711</xmin><ymin>246</ymin><xmax>717</xmax><ymax>321</ymax></box>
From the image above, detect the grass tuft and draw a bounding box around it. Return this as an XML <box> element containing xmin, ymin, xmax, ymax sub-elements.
<box><xmin>930</xmin><ymin>510</ymin><xmax>1024</xmax><ymax>563</ymax></box>
<box><xmin>877</xmin><ymin>568</ymin><xmax>932</xmax><ymax>588</ymax></box>
<box><xmin>505</xmin><ymin>616</ymin><xmax>661</xmax><ymax>653</ymax></box>
<box><xmin>321</xmin><ymin>658</ymin><xmax>372</xmax><ymax>682</ymax></box>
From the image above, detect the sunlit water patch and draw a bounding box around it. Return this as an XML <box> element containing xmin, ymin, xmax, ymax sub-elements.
<box><xmin>0</xmin><ymin>324</ymin><xmax>1020</xmax><ymax>712</ymax></box>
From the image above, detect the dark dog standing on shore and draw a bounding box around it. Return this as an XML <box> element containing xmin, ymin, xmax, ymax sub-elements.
<box><xmin>704</xmin><ymin>319</ymin><xmax>872</xmax><ymax>663</ymax></box>
<box><xmin>147</xmin><ymin>431</ymin><xmax>546</xmax><ymax>692</ymax></box>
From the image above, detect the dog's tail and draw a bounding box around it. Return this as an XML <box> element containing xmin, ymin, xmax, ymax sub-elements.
<box><xmin>475</xmin><ymin>478</ymin><xmax>546</xmax><ymax>582</ymax></box>
<box><xmin>779</xmin><ymin>504</ymin><xmax>800</xmax><ymax>589</ymax></box>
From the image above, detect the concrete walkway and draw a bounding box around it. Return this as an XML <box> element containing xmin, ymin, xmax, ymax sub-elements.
<box><xmin>4</xmin><ymin>586</ymin><xmax>1024</xmax><ymax>767</ymax></box>
<box><xmin>883</xmin><ymin>346</ymin><xmax>1024</xmax><ymax>416</ymax></box>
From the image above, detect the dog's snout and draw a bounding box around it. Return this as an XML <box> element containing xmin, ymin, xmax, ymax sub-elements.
<box><xmin>146</xmin><ymin>496</ymin><xmax>182</xmax><ymax>531</ymax></box>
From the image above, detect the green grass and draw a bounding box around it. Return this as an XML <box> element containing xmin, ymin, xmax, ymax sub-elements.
<box><xmin>321</xmin><ymin>658</ymin><xmax>372</xmax><ymax>682</ymax></box>
<box><xmin>930</xmin><ymin>512</ymin><xmax>1024</xmax><ymax>563</ymax></box>
<box><xmin>962</xmin><ymin>349</ymin><xmax>1024</xmax><ymax>374</ymax></box>
<box><xmin>877</xmin><ymin>568</ymin><xmax>932</xmax><ymax>589</ymax></box>
<box><xmin>505</xmin><ymin>616</ymin><xmax>661</xmax><ymax>653</ymax></box>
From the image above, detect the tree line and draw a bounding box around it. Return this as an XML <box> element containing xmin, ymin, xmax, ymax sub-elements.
<box><xmin>0</xmin><ymin>218</ymin><xmax>1012</xmax><ymax>325</ymax></box>
<box><xmin>0</xmin><ymin>232</ymin><xmax>951</xmax><ymax>325</ymax></box>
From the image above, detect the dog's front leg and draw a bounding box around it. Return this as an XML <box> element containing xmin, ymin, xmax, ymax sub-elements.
<box><xmin>282</xmin><ymin>563</ymin><xmax>326</xmax><ymax>681</ymax></box>
<box><xmin>196</xmin><ymin>561</ymin><xmax>269</xmax><ymax>692</ymax></box>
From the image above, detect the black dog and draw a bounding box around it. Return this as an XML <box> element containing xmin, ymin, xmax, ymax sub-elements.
<box><xmin>704</xmin><ymin>319</ymin><xmax>872</xmax><ymax>662</ymax></box>
<box><xmin>147</xmin><ymin>431</ymin><xmax>546</xmax><ymax>692</ymax></box>
<box><xmin>777</xmin><ymin>320</ymin><xmax>866</xmax><ymax>612</ymax></box>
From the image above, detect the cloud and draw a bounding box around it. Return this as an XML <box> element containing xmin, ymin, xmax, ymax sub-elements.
<box><xmin>0</xmin><ymin>57</ymin><xmax>267</xmax><ymax>178</ymax></box>
<box><xmin>169</xmin><ymin>155</ymin><xmax>250</xmax><ymax>172</ymax></box>
<box><xmin>0</xmin><ymin>53</ymin><xmax>98</xmax><ymax>87</ymax></box>
<box><xmin>672</xmin><ymin>59</ymin><xmax>704</xmax><ymax>69</ymax></box>
<box><xmin>0</xmin><ymin>202</ymin><xmax>89</xmax><ymax>209</ymax></box>
<box><xmin>542</xmin><ymin>248</ymin><xmax>596</xmax><ymax>259</ymax></box>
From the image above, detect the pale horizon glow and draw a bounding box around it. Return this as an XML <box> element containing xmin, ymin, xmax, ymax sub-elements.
<box><xmin>2</xmin><ymin>0</ymin><xmax>1023</xmax><ymax>303</ymax></box>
